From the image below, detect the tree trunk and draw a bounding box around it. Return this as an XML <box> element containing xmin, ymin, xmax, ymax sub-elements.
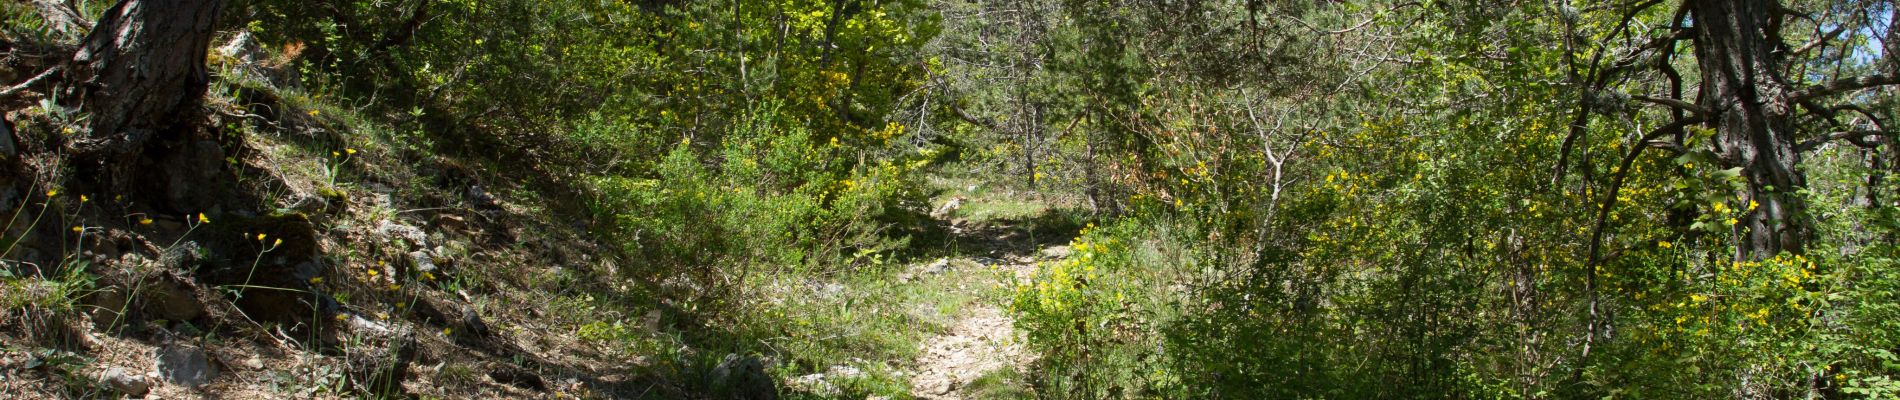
<box><xmin>66</xmin><ymin>0</ymin><xmax>225</xmax><ymax>206</ymax></box>
<box><xmin>1688</xmin><ymin>0</ymin><xmax>1807</xmax><ymax>259</ymax></box>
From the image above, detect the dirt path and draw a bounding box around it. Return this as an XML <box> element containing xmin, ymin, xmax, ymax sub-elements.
<box><xmin>907</xmin><ymin>250</ymin><xmax>1046</xmax><ymax>399</ymax></box>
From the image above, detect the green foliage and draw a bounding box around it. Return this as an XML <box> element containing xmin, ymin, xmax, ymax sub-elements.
<box><xmin>588</xmin><ymin>106</ymin><xmax>929</xmax><ymax>295</ymax></box>
<box><xmin>1000</xmin><ymin>0</ymin><xmax>1900</xmax><ymax>398</ymax></box>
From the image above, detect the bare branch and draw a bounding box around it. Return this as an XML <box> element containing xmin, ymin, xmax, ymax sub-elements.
<box><xmin>1790</xmin><ymin>74</ymin><xmax>1900</xmax><ymax>101</ymax></box>
<box><xmin>0</xmin><ymin>67</ymin><xmax>63</xmax><ymax>102</ymax></box>
<box><xmin>1797</xmin><ymin>130</ymin><xmax>1888</xmax><ymax>152</ymax></box>
<box><xmin>1630</xmin><ymin>95</ymin><xmax>1709</xmax><ymax>115</ymax></box>
<box><xmin>1790</xmin><ymin>25</ymin><xmax>1846</xmax><ymax>56</ymax></box>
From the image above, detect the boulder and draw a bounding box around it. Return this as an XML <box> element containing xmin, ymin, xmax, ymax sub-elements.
<box><xmin>100</xmin><ymin>367</ymin><xmax>150</xmax><ymax>396</ymax></box>
<box><xmin>155</xmin><ymin>344</ymin><xmax>218</xmax><ymax>387</ymax></box>
<box><xmin>711</xmin><ymin>354</ymin><xmax>777</xmax><ymax>400</ymax></box>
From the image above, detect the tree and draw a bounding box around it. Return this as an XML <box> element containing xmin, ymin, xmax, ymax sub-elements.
<box><xmin>1601</xmin><ymin>0</ymin><xmax>1899</xmax><ymax>259</ymax></box>
<box><xmin>65</xmin><ymin>0</ymin><xmax>225</xmax><ymax>206</ymax></box>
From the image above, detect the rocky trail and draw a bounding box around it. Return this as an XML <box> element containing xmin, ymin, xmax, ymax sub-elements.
<box><xmin>904</xmin><ymin>219</ymin><xmax>1064</xmax><ymax>399</ymax></box>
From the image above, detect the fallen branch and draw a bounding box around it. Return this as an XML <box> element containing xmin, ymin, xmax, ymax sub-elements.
<box><xmin>0</xmin><ymin>67</ymin><xmax>63</xmax><ymax>102</ymax></box>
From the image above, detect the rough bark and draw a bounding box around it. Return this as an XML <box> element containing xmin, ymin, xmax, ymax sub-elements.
<box><xmin>1688</xmin><ymin>0</ymin><xmax>1807</xmax><ymax>258</ymax></box>
<box><xmin>65</xmin><ymin>0</ymin><xmax>225</xmax><ymax>207</ymax></box>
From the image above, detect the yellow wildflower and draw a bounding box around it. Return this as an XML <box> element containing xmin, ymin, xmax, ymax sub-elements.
<box><xmin>71</xmin><ymin>226</ymin><xmax>83</xmax><ymax>233</ymax></box>
<box><xmin>79</xmin><ymin>195</ymin><xmax>88</xmax><ymax>203</ymax></box>
<box><xmin>139</xmin><ymin>217</ymin><xmax>154</xmax><ymax>225</ymax></box>
<box><xmin>335</xmin><ymin>313</ymin><xmax>349</xmax><ymax>321</ymax></box>
<box><xmin>1659</xmin><ymin>241</ymin><xmax>1673</xmax><ymax>249</ymax></box>
<box><xmin>45</xmin><ymin>189</ymin><xmax>58</xmax><ymax>197</ymax></box>
<box><xmin>309</xmin><ymin>277</ymin><xmax>323</xmax><ymax>284</ymax></box>
<box><xmin>308</xmin><ymin>109</ymin><xmax>320</xmax><ymax>117</ymax></box>
<box><xmin>273</xmin><ymin>238</ymin><xmax>283</xmax><ymax>247</ymax></box>
<box><xmin>345</xmin><ymin>148</ymin><xmax>357</xmax><ymax>155</ymax></box>
<box><xmin>198</xmin><ymin>213</ymin><xmax>210</xmax><ymax>224</ymax></box>
<box><xmin>256</xmin><ymin>233</ymin><xmax>268</xmax><ymax>241</ymax></box>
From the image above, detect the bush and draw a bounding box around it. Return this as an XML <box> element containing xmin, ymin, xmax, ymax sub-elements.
<box><xmin>588</xmin><ymin>106</ymin><xmax>930</xmax><ymax>299</ymax></box>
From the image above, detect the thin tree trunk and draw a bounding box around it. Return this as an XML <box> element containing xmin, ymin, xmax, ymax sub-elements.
<box><xmin>1689</xmin><ymin>0</ymin><xmax>1807</xmax><ymax>258</ymax></box>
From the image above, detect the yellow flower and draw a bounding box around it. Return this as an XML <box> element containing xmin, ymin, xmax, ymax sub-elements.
<box><xmin>198</xmin><ymin>213</ymin><xmax>210</xmax><ymax>224</ymax></box>
<box><xmin>1727</xmin><ymin>218</ymin><xmax>1739</xmax><ymax>225</ymax></box>
<box><xmin>335</xmin><ymin>313</ymin><xmax>349</xmax><ymax>321</ymax></box>
<box><xmin>273</xmin><ymin>238</ymin><xmax>283</xmax><ymax>247</ymax></box>
<box><xmin>1659</xmin><ymin>241</ymin><xmax>1673</xmax><ymax>249</ymax></box>
<box><xmin>421</xmin><ymin>271</ymin><xmax>436</xmax><ymax>281</ymax></box>
<box><xmin>139</xmin><ymin>217</ymin><xmax>154</xmax><ymax>225</ymax></box>
<box><xmin>387</xmin><ymin>284</ymin><xmax>402</xmax><ymax>291</ymax></box>
<box><xmin>309</xmin><ymin>277</ymin><xmax>323</xmax><ymax>284</ymax></box>
<box><xmin>345</xmin><ymin>148</ymin><xmax>357</xmax><ymax>155</ymax></box>
<box><xmin>256</xmin><ymin>233</ymin><xmax>268</xmax><ymax>241</ymax></box>
<box><xmin>45</xmin><ymin>189</ymin><xmax>58</xmax><ymax>197</ymax></box>
<box><xmin>308</xmin><ymin>109</ymin><xmax>320</xmax><ymax>117</ymax></box>
<box><xmin>442</xmin><ymin>327</ymin><xmax>454</xmax><ymax>336</ymax></box>
<box><xmin>367</xmin><ymin>268</ymin><xmax>379</xmax><ymax>277</ymax></box>
<box><xmin>79</xmin><ymin>195</ymin><xmax>89</xmax><ymax>203</ymax></box>
<box><xmin>331</xmin><ymin>151</ymin><xmax>340</xmax><ymax>157</ymax></box>
<box><xmin>71</xmin><ymin>226</ymin><xmax>83</xmax><ymax>233</ymax></box>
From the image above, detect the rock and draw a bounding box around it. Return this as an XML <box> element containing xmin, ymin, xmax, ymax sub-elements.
<box><xmin>348</xmin><ymin>314</ymin><xmax>392</xmax><ymax>334</ymax></box>
<box><xmin>155</xmin><ymin>344</ymin><xmax>218</xmax><ymax>387</ymax></box>
<box><xmin>376</xmin><ymin>221</ymin><xmax>429</xmax><ymax>249</ymax></box>
<box><xmin>640</xmin><ymin>309</ymin><xmax>664</xmax><ymax>332</ymax></box>
<box><xmin>827</xmin><ymin>365</ymin><xmax>862</xmax><ymax>378</ymax></box>
<box><xmin>1038</xmin><ymin>245</ymin><xmax>1072</xmax><ymax>260</ymax></box>
<box><xmin>100</xmin><ymin>367</ymin><xmax>150</xmax><ymax>396</ymax></box>
<box><xmin>407</xmin><ymin>250</ymin><xmax>437</xmax><ymax>272</ymax></box>
<box><xmin>144</xmin><ymin>273</ymin><xmax>206</xmax><ymax>322</ymax></box>
<box><xmin>808</xmin><ymin>281</ymin><xmax>845</xmax><ymax>299</ymax></box>
<box><xmin>792</xmin><ymin>373</ymin><xmax>833</xmax><ymax>395</ymax></box>
<box><xmin>488</xmin><ymin>366</ymin><xmax>546</xmax><ymax>391</ymax></box>
<box><xmin>217</xmin><ymin>32</ymin><xmax>265</xmax><ymax>64</ymax></box>
<box><xmin>466</xmin><ymin>185</ymin><xmax>495</xmax><ymax>206</ymax></box>
<box><xmin>459</xmin><ymin>306</ymin><xmax>491</xmax><ymax>338</ymax></box>
<box><xmin>931</xmin><ymin>196</ymin><xmax>966</xmax><ymax>219</ymax></box>
<box><xmin>158</xmin><ymin>242</ymin><xmax>204</xmax><ymax>271</ymax></box>
<box><xmin>83</xmin><ymin>286</ymin><xmax>128</xmax><ymax>329</ymax></box>
<box><xmin>711</xmin><ymin>354</ymin><xmax>777</xmax><ymax>400</ymax></box>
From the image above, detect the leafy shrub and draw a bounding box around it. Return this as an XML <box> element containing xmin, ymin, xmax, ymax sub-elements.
<box><xmin>588</xmin><ymin>106</ymin><xmax>929</xmax><ymax>299</ymax></box>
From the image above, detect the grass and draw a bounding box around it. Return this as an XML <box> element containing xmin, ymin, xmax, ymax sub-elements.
<box><xmin>964</xmin><ymin>367</ymin><xmax>1033</xmax><ymax>400</ymax></box>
